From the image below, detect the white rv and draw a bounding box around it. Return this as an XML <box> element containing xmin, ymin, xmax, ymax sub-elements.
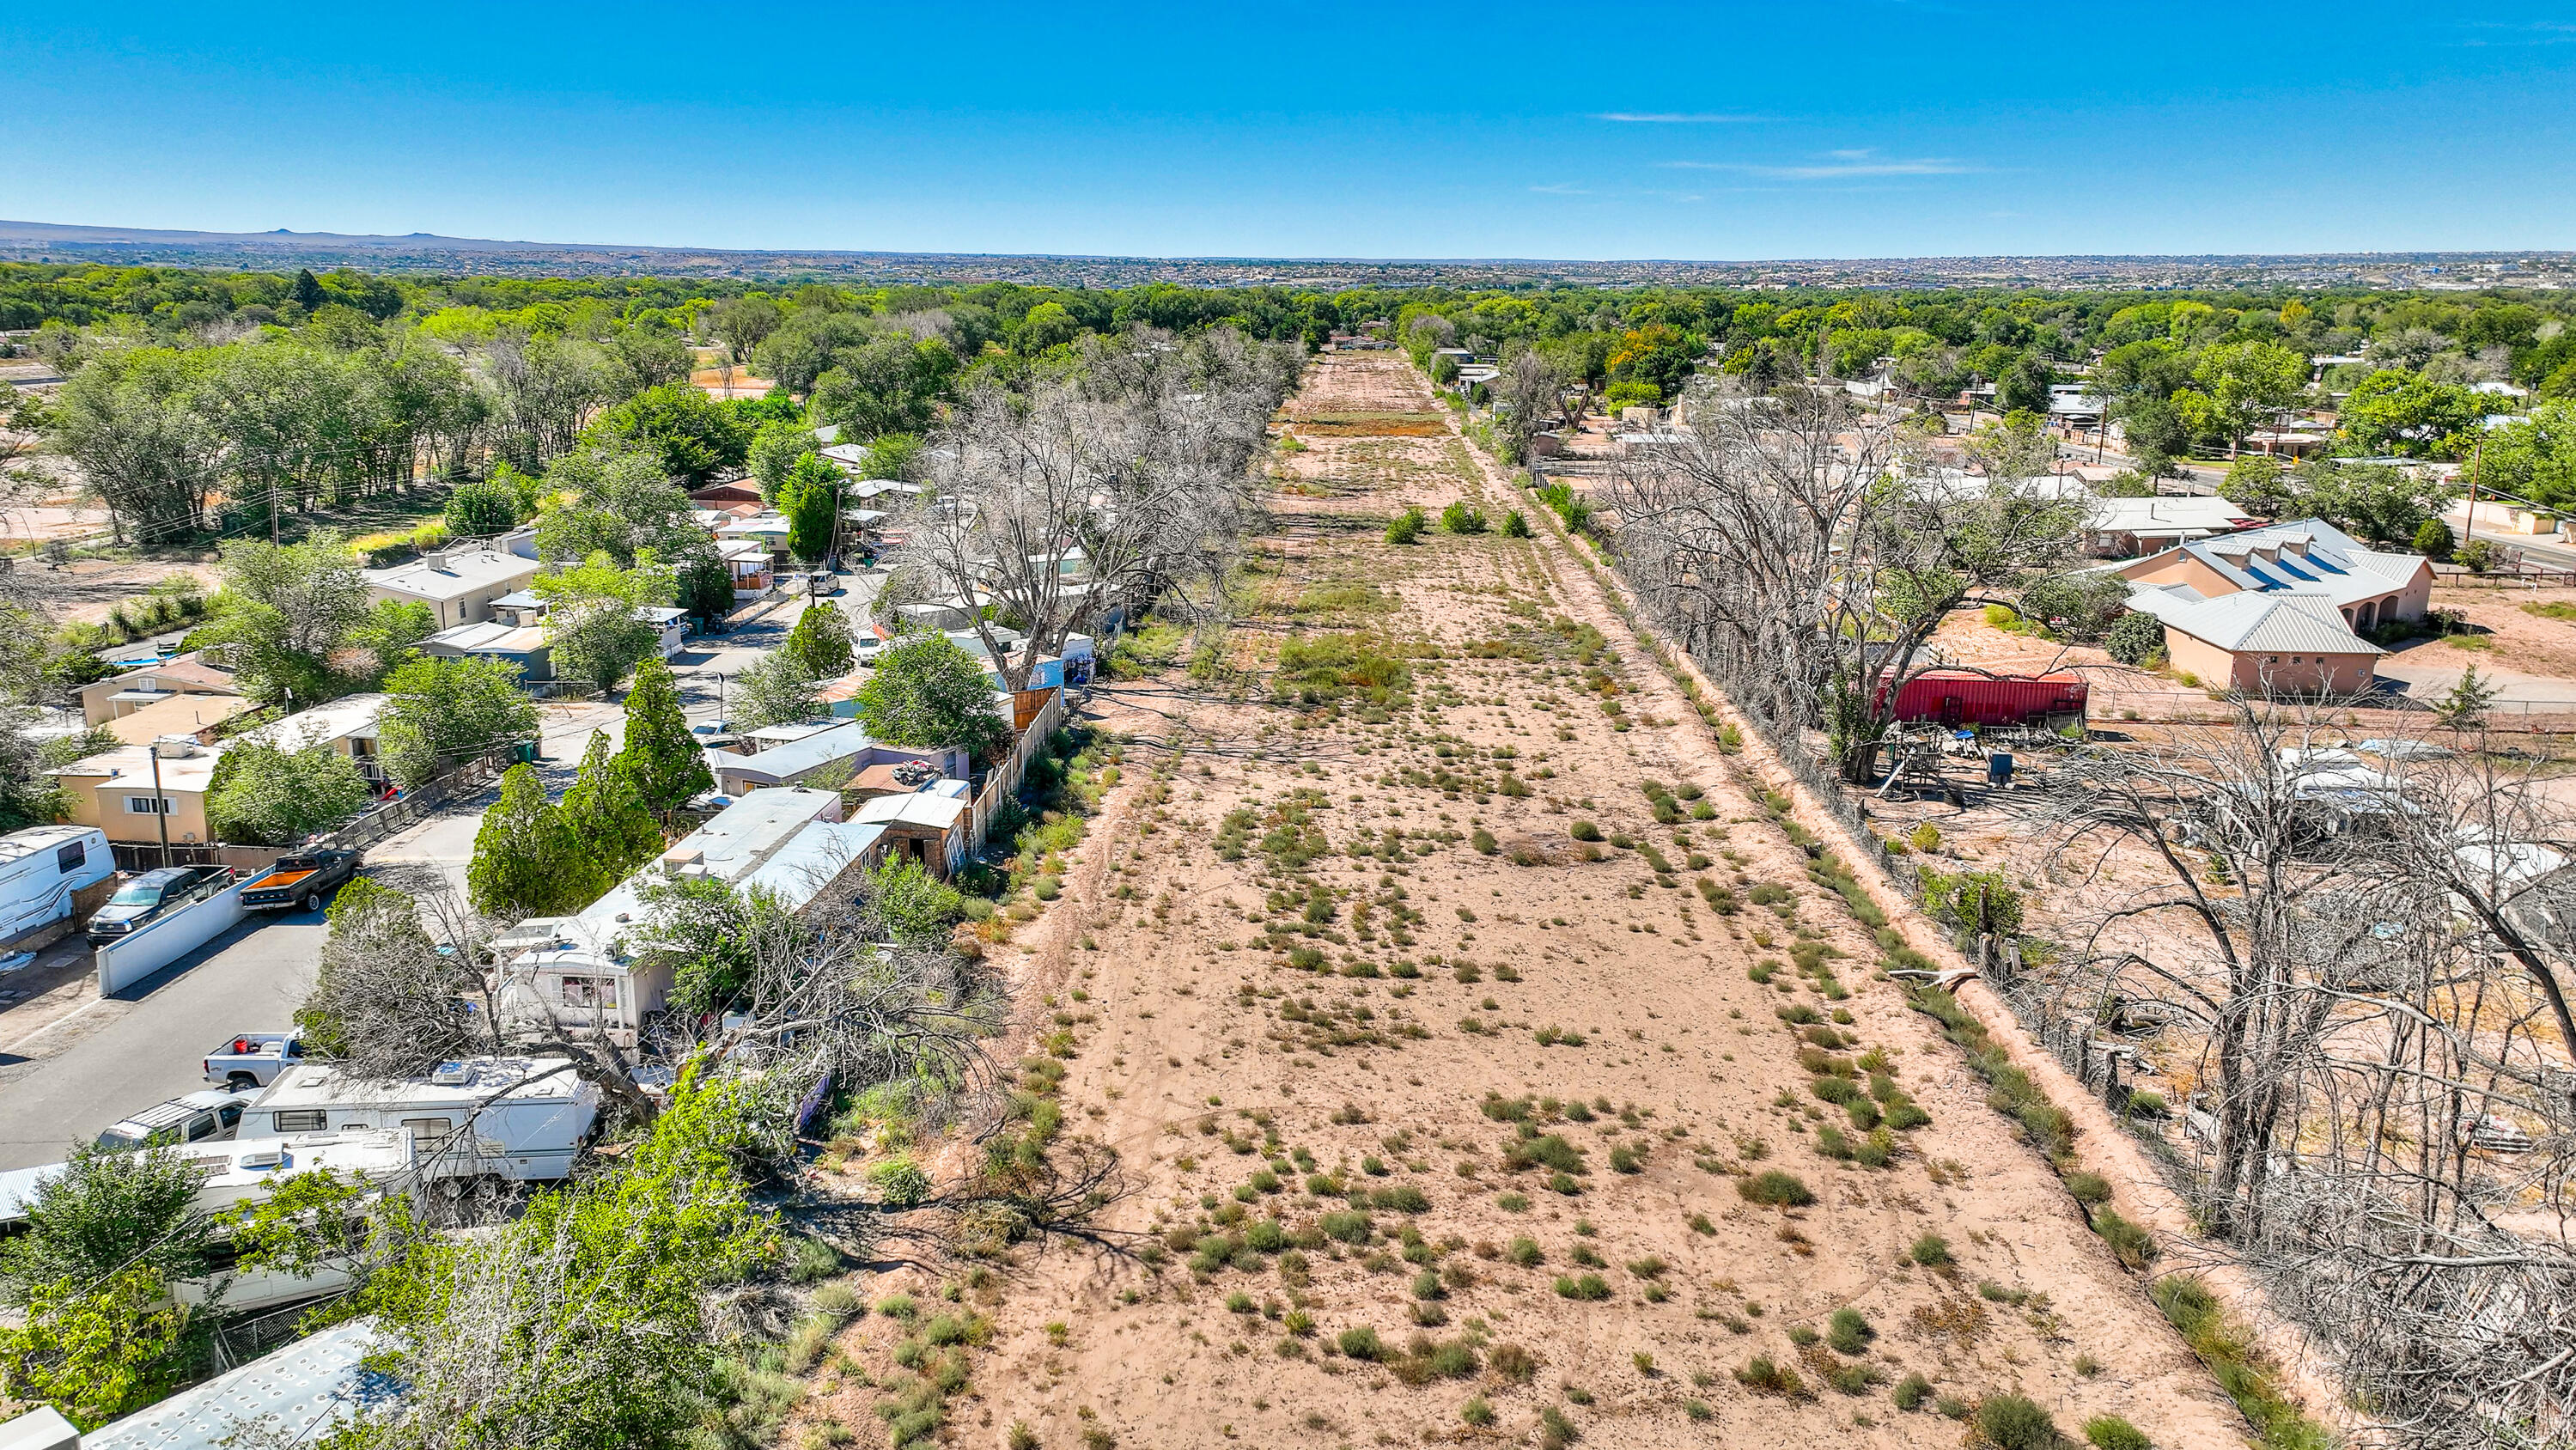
<box><xmin>0</xmin><ymin>825</ymin><xmax>113</xmax><ymax>943</ymax></box>
<box><xmin>246</xmin><ymin>1057</ymin><xmax>599</xmax><ymax>1182</ymax></box>
<box><xmin>0</xmin><ymin>1129</ymin><xmax>417</xmax><ymax>1314</ymax></box>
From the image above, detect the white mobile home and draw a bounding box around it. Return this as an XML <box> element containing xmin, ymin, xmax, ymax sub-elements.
<box><xmin>0</xmin><ymin>825</ymin><xmax>112</xmax><ymax>943</ymax></box>
<box><xmin>246</xmin><ymin>1057</ymin><xmax>599</xmax><ymax>1181</ymax></box>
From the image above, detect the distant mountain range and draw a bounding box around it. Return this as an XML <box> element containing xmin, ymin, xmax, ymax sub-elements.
<box><xmin>3</xmin><ymin>218</ymin><xmax>2570</xmax><ymax>292</ymax></box>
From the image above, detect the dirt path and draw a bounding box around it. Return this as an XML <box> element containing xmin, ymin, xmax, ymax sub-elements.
<box><xmin>859</xmin><ymin>355</ymin><xmax>2257</xmax><ymax>1450</ymax></box>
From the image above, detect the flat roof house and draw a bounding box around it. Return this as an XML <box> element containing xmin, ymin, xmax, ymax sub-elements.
<box><xmin>75</xmin><ymin>652</ymin><xmax>245</xmax><ymax>728</ymax></box>
<box><xmin>2082</xmin><ymin>496</ymin><xmax>2256</xmax><ymax>559</ymax></box>
<box><xmin>362</xmin><ymin>546</ymin><xmax>542</xmax><ymax>631</ymax></box>
<box><xmin>496</xmin><ymin>788</ymin><xmax>883</xmax><ymax>1042</ymax></box>
<box><xmin>709</xmin><ymin>721</ymin><xmax>967</xmax><ymax>798</ymax></box>
<box><xmin>53</xmin><ymin>694</ymin><xmax>391</xmax><ymax>847</ymax></box>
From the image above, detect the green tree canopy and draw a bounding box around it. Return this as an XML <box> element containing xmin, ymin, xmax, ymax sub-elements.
<box><xmin>855</xmin><ymin>633</ymin><xmax>1008</xmax><ymax>763</ymax></box>
<box><xmin>534</xmin><ymin>550</ymin><xmax>674</xmax><ymax>693</ymax></box>
<box><xmin>728</xmin><ymin>649</ymin><xmax>822</xmax><ymax>733</ymax></box>
<box><xmin>443</xmin><ymin>474</ymin><xmax>526</xmax><ymax>537</ymax></box>
<box><xmin>532</xmin><ymin>445</ymin><xmax>703</xmax><ymax>567</ymax></box>
<box><xmin>467</xmin><ymin>763</ymin><xmax>608</xmax><ymax>920</ymax></box>
<box><xmin>204</xmin><ymin>737</ymin><xmax>374</xmax><ymax>845</ymax></box>
<box><xmin>378</xmin><ymin>653</ymin><xmax>539</xmax><ymax>789</ymax></box>
<box><xmin>776</xmin><ymin>454</ymin><xmax>844</xmax><ymax>564</ymax></box>
<box><xmin>559</xmin><ymin>729</ymin><xmax>663</xmax><ymax>884</ymax></box>
<box><xmin>2341</xmin><ymin>370</ymin><xmax>2488</xmax><ymax>459</ymax></box>
<box><xmin>617</xmin><ymin>656</ymin><xmax>713</xmax><ymax>820</ymax></box>
<box><xmin>746</xmin><ymin>418</ymin><xmax>815</xmax><ymax>503</ymax></box>
<box><xmin>580</xmin><ymin>381</ymin><xmax>752</xmax><ymax>485</ymax></box>
<box><xmin>783</xmin><ymin>600</ymin><xmax>856</xmax><ymax>679</ymax></box>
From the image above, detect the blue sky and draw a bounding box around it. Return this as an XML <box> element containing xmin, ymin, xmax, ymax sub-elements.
<box><xmin>7</xmin><ymin>1</ymin><xmax>2574</xmax><ymax>260</ymax></box>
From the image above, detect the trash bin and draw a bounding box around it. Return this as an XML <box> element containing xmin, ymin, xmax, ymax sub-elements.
<box><xmin>1987</xmin><ymin>752</ymin><xmax>2014</xmax><ymax>787</ymax></box>
<box><xmin>515</xmin><ymin>741</ymin><xmax>539</xmax><ymax>765</ymax></box>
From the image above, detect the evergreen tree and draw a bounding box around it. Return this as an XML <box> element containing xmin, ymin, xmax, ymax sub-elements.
<box><xmin>559</xmin><ymin>729</ymin><xmax>664</xmax><ymax>882</ymax></box>
<box><xmin>292</xmin><ymin>267</ymin><xmax>326</xmax><ymax>314</ymax></box>
<box><xmin>783</xmin><ymin>600</ymin><xmax>855</xmax><ymax>678</ymax></box>
<box><xmin>777</xmin><ymin>454</ymin><xmax>843</xmax><ymax>564</ymax></box>
<box><xmin>466</xmin><ymin>763</ymin><xmax>606</xmax><ymax>920</ymax></box>
<box><xmin>616</xmin><ymin>656</ymin><xmax>711</xmax><ymax>820</ymax></box>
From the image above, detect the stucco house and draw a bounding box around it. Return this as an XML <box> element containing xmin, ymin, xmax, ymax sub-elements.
<box><xmin>2116</xmin><ymin>519</ymin><xmax>2430</xmax><ymax>695</ymax></box>
<box><xmin>362</xmin><ymin>546</ymin><xmax>542</xmax><ymax>631</ymax></box>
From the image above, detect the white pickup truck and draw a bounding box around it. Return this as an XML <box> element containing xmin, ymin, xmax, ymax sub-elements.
<box><xmin>204</xmin><ymin>1033</ymin><xmax>307</xmax><ymax>1091</ymax></box>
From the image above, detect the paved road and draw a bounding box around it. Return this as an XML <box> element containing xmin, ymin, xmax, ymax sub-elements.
<box><xmin>0</xmin><ymin>913</ymin><xmax>326</xmax><ymax>1171</ymax></box>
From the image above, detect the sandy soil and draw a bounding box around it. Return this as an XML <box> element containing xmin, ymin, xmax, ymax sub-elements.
<box><xmin>806</xmin><ymin>355</ymin><xmax>2256</xmax><ymax>1450</ymax></box>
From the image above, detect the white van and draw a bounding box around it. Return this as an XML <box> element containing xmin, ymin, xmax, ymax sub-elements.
<box><xmin>0</xmin><ymin>825</ymin><xmax>113</xmax><ymax>943</ymax></box>
<box><xmin>246</xmin><ymin>1057</ymin><xmax>600</xmax><ymax>1182</ymax></box>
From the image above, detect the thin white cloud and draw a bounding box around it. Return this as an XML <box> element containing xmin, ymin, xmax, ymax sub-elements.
<box><xmin>1528</xmin><ymin>183</ymin><xmax>1594</xmax><ymax>195</ymax></box>
<box><xmin>1595</xmin><ymin>112</ymin><xmax>1763</xmax><ymax>124</ymax></box>
<box><xmin>1664</xmin><ymin>149</ymin><xmax>1975</xmax><ymax>180</ymax></box>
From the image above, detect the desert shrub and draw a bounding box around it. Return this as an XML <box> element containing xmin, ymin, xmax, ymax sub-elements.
<box><xmin>1909</xmin><ymin>1233</ymin><xmax>1953</xmax><ymax>1267</ymax></box>
<box><xmin>1892</xmin><ymin>1373</ymin><xmax>1934</xmax><ymax>1411</ymax></box>
<box><xmin>1385</xmin><ymin>507</ymin><xmax>1428</xmax><ymax>545</ymax></box>
<box><xmin>1508</xmin><ymin>1236</ymin><xmax>1543</xmax><ymax>1267</ymax></box>
<box><xmin>2092</xmin><ymin>1207</ymin><xmax>2157</xmax><ymax>1269</ymax></box>
<box><xmin>1461</xmin><ymin>1397</ymin><xmax>1495</xmax><ymax>1427</ymax></box>
<box><xmin>1739</xmin><ymin>1171</ymin><xmax>1815</xmax><ymax>1207</ymax></box>
<box><xmin>1320</xmin><ymin>1210</ymin><xmax>1373</xmax><ymax>1243</ymax></box>
<box><xmin>1554</xmin><ymin>1273</ymin><xmax>1611</xmax><ymax>1301</ymax></box>
<box><xmin>1501</xmin><ymin>511</ymin><xmax>1532</xmax><ymax>538</ymax></box>
<box><xmin>1337</xmin><ymin>1325</ymin><xmax>1389</xmax><ymax>1361</ymax></box>
<box><xmin>1440</xmin><ymin>501</ymin><xmax>1488</xmax><ymax>534</ymax></box>
<box><xmin>2104</xmin><ymin>610</ymin><xmax>2164</xmax><ymax>666</ymax></box>
<box><xmin>870</xmin><ymin>1155</ymin><xmax>932</xmax><ymax>1207</ymax></box>
<box><xmin>1373</xmin><ymin>1185</ymin><xmax>1430</xmax><ymax>1213</ymax></box>
<box><xmin>1736</xmin><ymin>1356</ymin><xmax>1804</xmax><ymax>1396</ymax></box>
<box><xmin>1568</xmin><ymin>819</ymin><xmax>1603</xmax><ymax>842</ymax></box>
<box><xmin>1975</xmin><ymin>1394</ymin><xmax>2064</xmax><ymax>1450</ymax></box>
<box><xmin>1488</xmin><ymin>1342</ymin><xmax>1538</xmax><ymax>1382</ymax></box>
<box><xmin>1828</xmin><ymin>1307</ymin><xmax>1875</xmax><ymax>1355</ymax></box>
<box><xmin>2085</xmin><ymin>1416</ymin><xmax>2152</xmax><ymax>1450</ymax></box>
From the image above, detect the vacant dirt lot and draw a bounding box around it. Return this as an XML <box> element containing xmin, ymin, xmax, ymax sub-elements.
<box><xmin>812</xmin><ymin>355</ymin><xmax>2255</xmax><ymax>1449</ymax></box>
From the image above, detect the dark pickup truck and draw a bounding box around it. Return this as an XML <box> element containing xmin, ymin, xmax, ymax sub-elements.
<box><xmin>241</xmin><ymin>849</ymin><xmax>361</xmax><ymax>913</ymax></box>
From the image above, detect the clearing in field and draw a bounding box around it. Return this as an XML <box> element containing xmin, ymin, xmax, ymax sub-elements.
<box><xmin>808</xmin><ymin>353</ymin><xmax>2257</xmax><ymax>1450</ymax></box>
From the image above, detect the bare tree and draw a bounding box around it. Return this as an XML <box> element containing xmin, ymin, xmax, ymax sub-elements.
<box><xmin>1604</xmin><ymin>380</ymin><xmax>2083</xmax><ymax>780</ymax></box>
<box><xmin>888</xmin><ymin>327</ymin><xmax>1300</xmax><ymax>689</ymax></box>
<box><xmin>1495</xmin><ymin>348</ymin><xmax>1561</xmax><ymax>463</ymax></box>
<box><xmin>2030</xmin><ymin>698</ymin><xmax>2576</xmax><ymax>1443</ymax></box>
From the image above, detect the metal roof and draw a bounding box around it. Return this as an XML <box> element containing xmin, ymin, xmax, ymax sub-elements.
<box><xmin>2141</xmin><ymin>590</ymin><xmax>2382</xmax><ymax>656</ymax></box>
<box><xmin>84</xmin><ymin>1316</ymin><xmax>394</xmax><ymax>1450</ymax></box>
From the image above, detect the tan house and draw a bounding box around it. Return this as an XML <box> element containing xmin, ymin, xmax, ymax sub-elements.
<box><xmin>2116</xmin><ymin>518</ymin><xmax>2432</xmax><ymax>636</ymax></box>
<box><xmin>100</xmin><ymin>691</ymin><xmax>257</xmax><ymax>746</ymax></box>
<box><xmin>53</xmin><ymin>694</ymin><xmax>391</xmax><ymax>847</ymax></box>
<box><xmin>2127</xmin><ymin>590</ymin><xmax>2383</xmax><ymax>694</ymax></box>
<box><xmin>362</xmin><ymin>546</ymin><xmax>541</xmax><ymax>630</ymax></box>
<box><xmin>75</xmin><ymin>653</ymin><xmax>245</xmax><ymax>728</ymax></box>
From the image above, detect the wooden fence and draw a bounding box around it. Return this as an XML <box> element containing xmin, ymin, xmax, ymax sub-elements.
<box><xmin>965</xmin><ymin>686</ymin><xmax>1067</xmax><ymax>858</ymax></box>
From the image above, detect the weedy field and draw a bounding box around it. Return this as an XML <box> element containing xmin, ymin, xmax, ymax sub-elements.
<box><xmin>813</xmin><ymin>353</ymin><xmax>2258</xmax><ymax>1450</ymax></box>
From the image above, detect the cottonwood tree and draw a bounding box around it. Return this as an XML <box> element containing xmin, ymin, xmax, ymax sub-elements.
<box><xmin>2033</xmin><ymin>700</ymin><xmax>2576</xmax><ymax>1442</ymax></box>
<box><xmin>888</xmin><ymin>327</ymin><xmax>1298</xmax><ymax>689</ymax></box>
<box><xmin>533</xmin><ymin>550</ymin><xmax>672</xmax><ymax>693</ymax></box>
<box><xmin>1605</xmin><ymin>380</ymin><xmax>2083</xmax><ymax>780</ymax></box>
<box><xmin>376</xmin><ymin>654</ymin><xmax>539</xmax><ymax>789</ymax></box>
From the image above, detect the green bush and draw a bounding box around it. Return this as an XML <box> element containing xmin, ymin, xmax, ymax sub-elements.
<box><xmin>1440</xmin><ymin>501</ymin><xmax>1488</xmax><ymax>534</ymax></box>
<box><xmin>1909</xmin><ymin>1233</ymin><xmax>1952</xmax><ymax>1267</ymax></box>
<box><xmin>1827</xmin><ymin>1307</ymin><xmax>1875</xmax><ymax>1355</ymax></box>
<box><xmin>1385</xmin><ymin>507</ymin><xmax>1428</xmax><ymax>545</ymax></box>
<box><xmin>1974</xmin><ymin>1394</ymin><xmax>2063</xmax><ymax>1450</ymax></box>
<box><xmin>1739</xmin><ymin>1171</ymin><xmax>1815</xmax><ymax>1207</ymax></box>
<box><xmin>870</xmin><ymin>1155</ymin><xmax>932</xmax><ymax>1207</ymax></box>
<box><xmin>1337</xmin><ymin>1325</ymin><xmax>1388</xmax><ymax>1361</ymax></box>
<box><xmin>1501</xmin><ymin>510</ymin><xmax>1532</xmax><ymax>538</ymax></box>
<box><xmin>2104</xmin><ymin>611</ymin><xmax>2165</xmax><ymax>667</ymax></box>
<box><xmin>1568</xmin><ymin>819</ymin><xmax>1603</xmax><ymax>842</ymax></box>
<box><xmin>2086</xmin><ymin>1415</ymin><xmax>2153</xmax><ymax>1450</ymax></box>
<box><xmin>1891</xmin><ymin>1373</ymin><xmax>1933</xmax><ymax>1411</ymax></box>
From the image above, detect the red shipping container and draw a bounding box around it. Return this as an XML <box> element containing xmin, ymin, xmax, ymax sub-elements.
<box><xmin>1877</xmin><ymin>669</ymin><xmax>2088</xmax><ymax>728</ymax></box>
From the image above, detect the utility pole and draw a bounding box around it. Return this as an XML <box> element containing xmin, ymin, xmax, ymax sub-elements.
<box><xmin>2463</xmin><ymin>435</ymin><xmax>2484</xmax><ymax>550</ymax></box>
<box><xmin>149</xmin><ymin>743</ymin><xmax>173</xmax><ymax>869</ymax></box>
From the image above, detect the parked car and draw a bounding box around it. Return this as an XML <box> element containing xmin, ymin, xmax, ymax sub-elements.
<box><xmin>86</xmin><ymin>865</ymin><xmax>232</xmax><ymax>944</ymax></box>
<box><xmin>95</xmin><ymin>1087</ymin><xmax>254</xmax><ymax>1152</ymax></box>
<box><xmin>204</xmin><ymin>1032</ymin><xmax>308</xmax><ymax>1091</ymax></box>
<box><xmin>241</xmin><ymin>849</ymin><xmax>360</xmax><ymax>913</ymax></box>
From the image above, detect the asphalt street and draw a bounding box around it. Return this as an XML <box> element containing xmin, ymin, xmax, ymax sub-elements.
<box><xmin>0</xmin><ymin>914</ymin><xmax>326</xmax><ymax>1171</ymax></box>
<box><xmin>0</xmin><ymin>585</ymin><xmax>836</xmax><ymax>1167</ymax></box>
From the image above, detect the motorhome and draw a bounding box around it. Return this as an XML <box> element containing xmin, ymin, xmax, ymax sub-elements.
<box><xmin>0</xmin><ymin>1129</ymin><xmax>417</xmax><ymax>1314</ymax></box>
<box><xmin>0</xmin><ymin>825</ymin><xmax>113</xmax><ymax>944</ymax></box>
<box><xmin>246</xmin><ymin>1057</ymin><xmax>599</xmax><ymax>1182</ymax></box>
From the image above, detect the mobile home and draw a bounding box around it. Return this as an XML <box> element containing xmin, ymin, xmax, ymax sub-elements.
<box><xmin>246</xmin><ymin>1057</ymin><xmax>599</xmax><ymax>1181</ymax></box>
